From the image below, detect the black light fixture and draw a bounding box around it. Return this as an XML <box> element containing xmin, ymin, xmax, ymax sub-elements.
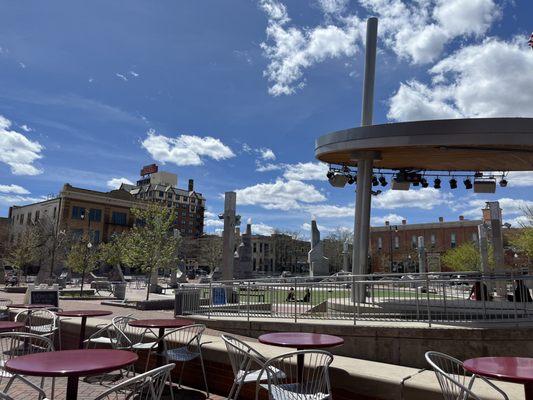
<box><xmin>421</xmin><ymin>178</ymin><xmax>429</xmax><ymax>188</ymax></box>
<box><xmin>463</xmin><ymin>178</ymin><xmax>473</xmax><ymax>189</ymax></box>
<box><xmin>326</xmin><ymin>170</ymin><xmax>334</xmax><ymax>179</ymax></box>
<box><xmin>371</xmin><ymin>176</ymin><xmax>379</xmax><ymax>186</ymax></box>
<box><xmin>347</xmin><ymin>175</ymin><xmax>356</xmax><ymax>185</ymax></box>
<box><xmin>378</xmin><ymin>175</ymin><xmax>387</xmax><ymax>186</ymax></box>
<box><xmin>499</xmin><ymin>179</ymin><xmax>508</xmax><ymax>187</ymax></box>
<box><xmin>474</xmin><ymin>171</ymin><xmax>483</xmax><ymax>178</ymax></box>
<box><xmin>449</xmin><ymin>178</ymin><xmax>457</xmax><ymax>189</ymax></box>
<box><xmin>434</xmin><ymin>178</ymin><xmax>441</xmax><ymax>189</ymax></box>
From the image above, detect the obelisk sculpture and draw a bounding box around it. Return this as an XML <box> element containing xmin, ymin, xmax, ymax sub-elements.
<box><xmin>234</xmin><ymin>219</ymin><xmax>253</xmax><ymax>279</ymax></box>
<box><xmin>342</xmin><ymin>239</ymin><xmax>350</xmax><ymax>272</ymax></box>
<box><xmin>308</xmin><ymin>218</ymin><xmax>329</xmax><ymax>277</ymax></box>
<box><xmin>220</xmin><ymin>192</ymin><xmax>237</xmax><ymax>281</ymax></box>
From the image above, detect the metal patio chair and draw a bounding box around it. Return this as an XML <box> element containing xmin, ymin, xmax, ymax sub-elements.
<box><xmin>425</xmin><ymin>351</ymin><xmax>509</xmax><ymax>400</ymax></box>
<box><xmin>94</xmin><ymin>364</ymin><xmax>175</xmax><ymax>400</ymax></box>
<box><xmin>256</xmin><ymin>350</ymin><xmax>333</xmax><ymax>400</ymax></box>
<box><xmin>14</xmin><ymin>309</ymin><xmax>60</xmax><ymax>349</ymax></box>
<box><xmin>147</xmin><ymin>324</ymin><xmax>209</xmax><ymax>399</ymax></box>
<box><xmin>0</xmin><ymin>300</ymin><xmax>12</xmax><ymax>321</ymax></box>
<box><xmin>222</xmin><ymin>334</ymin><xmax>283</xmax><ymax>400</ymax></box>
<box><xmin>0</xmin><ymin>332</ymin><xmax>55</xmax><ymax>400</ymax></box>
<box><xmin>84</xmin><ymin>314</ymin><xmax>133</xmax><ymax>349</ymax></box>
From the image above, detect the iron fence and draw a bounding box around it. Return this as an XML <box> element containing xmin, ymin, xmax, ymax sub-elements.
<box><xmin>174</xmin><ymin>272</ymin><xmax>533</xmax><ymax>326</ymax></box>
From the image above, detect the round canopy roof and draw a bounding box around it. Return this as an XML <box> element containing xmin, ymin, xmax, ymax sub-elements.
<box><xmin>315</xmin><ymin>118</ymin><xmax>533</xmax><ymax>171</ymax></box>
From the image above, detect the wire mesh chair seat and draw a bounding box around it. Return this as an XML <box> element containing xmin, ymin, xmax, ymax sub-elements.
<box><xmin>146</xmin><ymin>324</ymin><xmax>210</xmax><ymax>399</ymax></box>
<box><xmin>14</xmin><ymin>309</ymin><xmax>58</xmax><ymax>343</ymax></box>
<box><xmin>0</xmin><ymin>332</ymin><xmax>55</xmax><ymax>400</ymax></box>
<box><xmin>84</xmin><ymin>322</ymin><xmax>115</xmax><ymax>348</ymax></box>
<box><xmin>256</xmin><ymin>350</ymin><xmax>333</xmax><ymax>400</ymax></box>
<box><xmin>425</xmin><ymin>351</ymin><xmax>509</xmax><ymax>400</ymax></box>
<box><xmin>222</xmin><ymin>334</ymin><xmax>286</xmax><ymax>400</ymax></box>
<box><xmin>93</xmin><ymin>364</ymin><xmax>175</xmax><ymax>400</ymax></box>
<box><xmin>0</xmin><ymin>300</ymin><xmax>12</xmax><ymax>321</ymax></box>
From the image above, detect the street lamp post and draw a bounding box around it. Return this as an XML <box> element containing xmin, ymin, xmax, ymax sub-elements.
<box><xmin>389</xmin><ymin>225</ymin><xmax>398</xmax><ymax>273</ymax></box>
<box><xmin>79</xmin><ymin>208</ymin><xmax>93</xmax><ymax>297</ymax></box>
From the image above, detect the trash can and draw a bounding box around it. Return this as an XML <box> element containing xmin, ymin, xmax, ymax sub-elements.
<box><xmin>113</xmin><ymin>282</ymin><xmax>127</xmax><ymax>300</ymax></box>
<box><xmin>175</xmin><ymin>288</ymin><xmax>200</xmax><ymax>316</ymax></box>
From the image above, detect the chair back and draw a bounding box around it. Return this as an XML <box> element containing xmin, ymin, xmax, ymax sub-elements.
<box><xmin>0</xmin><ymin>300</ymin><xmax>12</xmax><ymax>310</ymax></box>
<box><xmin>15</xmin><ymin>309</ymin><xmax>57</xmax><ymax>336</ymax></box>
<box><xmin>425</xmin><ymin>351</ymin><xmax>481</xmax><ymax>400</ymax></box>
<box><xmin>0</xmin><ymin>332</ymin><xmax>54</xmax><ymax>366</ymax></box>
<box><xmin>161</xmin><ymin>324</ymin><xmax>205</xmax><ymax>354</ymax></box>
<box><xmin>260</xmin><ymin>350</ymin><xmax>333</xmax><ymax>400</ymax></box>
<box><xmin>94</xmin><ymin>364</ymin><xmax>175</xmax><ymax>400</ymax></box>
<box><xmin>221</xmin><ymin>334</ymin><xmax>266</xmax><ymax>379</ymax></box>
<box><xmin>112</xmin><ymin>316</ymin><xmax>154</xmax><ymax>349</ymax></box>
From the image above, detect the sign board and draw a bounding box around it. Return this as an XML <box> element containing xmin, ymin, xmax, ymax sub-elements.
<box><xmin>212</xmin><ymin>287</ymin><xmax>227</xmax><ymax>305</ymax></box>
<box><xmin>27</xmin><ymin>284</ymin><xmax>59</xmax><ymax>307</ymax></box>
<box><xmin>140</xmin><ymin>164</ymin><xmax>158</xmax><ymax>176</ymax></box>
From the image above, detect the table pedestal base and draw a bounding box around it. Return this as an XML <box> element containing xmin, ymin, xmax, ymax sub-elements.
<box><xmin>66</xmin><ymin>376</ymin><xmax>78</xmax><ymax>400</ymax></box>
<box><xmin>525</xmin><ymin>382</ymin><xmax>533</xmax><ymax>400</ymax></box>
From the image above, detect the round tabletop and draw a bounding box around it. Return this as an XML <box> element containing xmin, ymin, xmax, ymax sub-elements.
<box><xmin>7</xmin><ymin>304</ymin><xmax>55</xmax><ymax>309</ymax></box>
<box><xmin>0</xmin><ymin>321</ymin><xmax>25</xmax><ymax>332</ymax></box>
<box><xmin>128</xmin><ymin>318</ymin><xmax>194</xmax><ymax>329</ymax></box>
<box><xmin>258</xmin><ymin>332</ymin><xmax>344</xmax><ymax>349</ymax></box>
<box><xmin>464</xmin><ymin>357</ymin><xmax>533</xmax><ymax>384</ymax></box>
<box><xmin>5</xmin><ymin>349</ymin><xmax>138</xmax><ymax>377</ymax></box>
<box><xmin>56</xmin><ymin>310</ymin><xmax>113</xmax><ymax>318</ymax></box>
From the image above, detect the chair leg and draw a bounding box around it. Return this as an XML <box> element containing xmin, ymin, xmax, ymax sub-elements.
<box><xmin>227</xmin><ymin>381</ymin><xmax>237</xmax><ymax>400</ymax></box>
<box><xmin>233</xmin><ymin>381</ymin><xmax>244</xmax><ymax>400</ymax></box>
<box><xmin>199</xmin><ymin>354</ymin><xmax>210</xmax><ymax>398</ymax></box>
<box><xmin>177</xmin><ymin>362</ymin><xmax>186</xmax><ymax>389</ymax></box>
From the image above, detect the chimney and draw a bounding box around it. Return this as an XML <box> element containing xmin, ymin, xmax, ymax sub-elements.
<box><xmin>188</xmin><ymin>179</ymin><xmax>194</xmax><ymax>192</ymax></box>
<box><xmin>401</xmin><ymin>219</ymin><xmax>407</xmax><ymax>225</ymax></box>
<box><xmin>439</xmin><ymin>217</ymin><xmax>444</xmax><ymax>222</ymax></box>
<box><xmin>385</xmin><ymin>221</ymin><xmax>390</xmax><ymax>226</ymax></box>
<box><xmin>459</xmin><ymin>215</ymin><xmax>464</xmax><ymax>221</ymax></box>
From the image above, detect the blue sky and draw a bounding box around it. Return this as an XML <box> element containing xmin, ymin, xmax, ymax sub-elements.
<box><xmin>1</xmin><ymin>0</ymin><xmax>532</xmax><ymax>237</ymax></box>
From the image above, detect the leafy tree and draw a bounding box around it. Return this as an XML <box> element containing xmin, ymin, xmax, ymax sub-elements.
<box><xmin>198</xmin><ymin>235</ymin><xmax>222</xmax><ymax>272</ymax></box>
<box><xmin>34</xmin><ymin>214</ymin><xmax>69</xmax><ymax>284</ymax></box>
<box><xmin>98</xmin><ymin>233</ymin><xmax>127</xmax><ymax>281</ymax></box>
<box><xmin>5</xmin><ymin>227</ymin><xmax>40</xmax><ymax>281</ymax></box>
<box><xmin>65</xmin><ymin>234</ymin><xmax>98</xmax><ymax>296</ymax></box>
<box><xmin>442</xmin><ymin>242</ymin><xmax>494</xmax><ymax>272</ymax></box>
<box><xmin>120</xmin><ymin>204</ymin><xmax>182</xmax><ymax>300</ymax></box>
<box><xmin>509</xmin><ymin>206</ymin><xmax>533</xmax><ymax>263</ymax></box>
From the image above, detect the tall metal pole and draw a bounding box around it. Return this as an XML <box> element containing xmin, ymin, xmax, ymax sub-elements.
<box><xmin>352</xmin><ymin>17</ymin><xmax>378</xmax><ymax>303</ymax></box>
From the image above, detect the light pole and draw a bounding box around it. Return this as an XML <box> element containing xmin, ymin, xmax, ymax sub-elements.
<box><xmin>389</xmin><ymin>225</ymin><xmax>398</xmax><ymax>273</ymax></box>
<box><xmin>79</xmin><ymin>208</ymin><xmax>93</xmax><ymax>297</ymax></box>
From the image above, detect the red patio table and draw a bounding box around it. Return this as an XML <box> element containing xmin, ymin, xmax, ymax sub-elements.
<box><xmin>56</xmin><ymin>310</ymin><xmax>113</xmax><ymax>349</ymax></box>
<box><xmin>0</xmin><ymin>321</ymin><xmax>24</xmax><ymax>332</ymax></box>
<box><xmin>464</xmin><ymin>357</ymin><xmax>533</xmax><ymax>400</ymax></box>
<box><xmin>258</xmin><ymin>332</ymin><xmax>344</xmax><ymax>380</ymax></box>
<box><xmin>128</xmin><ymin>318</ymin><xmax>194</xmax><ymax>366</ymax></box>
<box><xmin>5</xmin><ymin>349</ymin><xmax>138</xmax><ymax>400</ymax></box>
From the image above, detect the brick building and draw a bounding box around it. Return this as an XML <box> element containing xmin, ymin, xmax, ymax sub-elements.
<box><xmin>369</xmin><ymin>216</ymin><xmax>482</xmax><ymax>273</ymax></box>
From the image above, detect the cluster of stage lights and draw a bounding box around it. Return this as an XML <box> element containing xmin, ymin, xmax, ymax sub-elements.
<box><xmin>326</xmin><ymin>166</ymin><xmax>508</xmax><ymax>193</ymax></box>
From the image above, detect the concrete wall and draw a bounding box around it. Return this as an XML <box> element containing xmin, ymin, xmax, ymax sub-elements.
<box><xmin>188</xmin><ymin>316</ymin><xmax>533</xmax><ymax>369</ymax></box>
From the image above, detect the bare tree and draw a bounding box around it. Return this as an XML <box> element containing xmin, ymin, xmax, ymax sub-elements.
<box><xmin>324</xmin><ymin>227</ymin><xmax>353</xmax><ymax>272</ymax></box>
<box><xmin>34</xmin><ymin>214</ymin><xmax>69</xmax><ymax>284</ymax></box>
<box><xmin>198</xmin><ymin>235</ymin><xmax>223</xmax><ymax>272</ymax></box>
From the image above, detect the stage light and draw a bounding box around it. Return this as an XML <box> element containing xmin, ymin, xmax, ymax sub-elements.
<box><xmin>463</xmin><ymin>178</ymin><xmax>472</xmax><ymax>189</ymax></box>
<box><xmin>499</xmin><ymin>179</ymin><xmax>508</xmax><ymax>187</ymax></box>
<box><xmin>474</xmin><ymin>172</ymin><xmax>483</xmax><ymax>178</ymax></box>
<box><xmin>449</xmin><ymin>178</ymin><xmax>457</xmax><ymax>189</ymax></box>
<box><xmin>421</xmin><ymin>178</ymin><xmax>429</xmax><ymax>188</ymax></box>
<box><xmin>372</xmin><ymin>176</ymin><xmax>379</xmax><ymax>186</ymax></box>
<box><xmin>474</xmin><ymin>179</ymin><xmax>496</xmax><ymax>193</ymax></box>
<box><xmin>347</xmin><ymin>175</ymin><xmax>355</xmax><ymax>185</ymax></box>
<box><xmin>328</xmin><ymin>173</ymin><xmax>349</xmax><ymax>188</ymax></box>
<box><xmin>378</xmin><ymin>175</ymin><xmax>387</xmax><ymax>186</ymax></box>
<box><xmin>326</xmin><ymin>170</ymin><xmax>334</xmax><ymax>179</ymax></box>
<box><xmin>434</xmin><ymin>178</ymin><xmax>441</xmax><ymax>189</ymax></box>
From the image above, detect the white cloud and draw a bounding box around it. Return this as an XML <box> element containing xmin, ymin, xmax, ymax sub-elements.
<box><xmin>235</xmin><ymin>179</ymin><xmax>326</xmax><ymax>211</ymax></box>
<box><xmin>506</xmin><ymin>215</ymin><xmax>531</xmax><ymax>228</ymax></box>
<box><xmin>204</xmin><ymin>219</ymin><xmax>224</xmax><ymax>228</ymax></box>
<box><xmin>361</xmin><ymin>0</ymin><xmax>500</xmax><ymax>64</ymax></box>
<box><xmin>283</xmin><ymin>162</ymin><xmax>328</xmax><ymax>181</ymax></box>
<box><xmin>242</xmin><ymin>143</ymin><xmax>253</xmax><ymax>153</ymax></box>
<box><xmin>506</xmin><ymin>171</ymin><xmax>533</xmax><ymax>187</ymax></box>
<box><xmin>129</xmin><ymin>71</ymin><xmax>139</xmax><ymax>77</ymax></box>
<box><xmin>460</xmin><ymin>198</ymin><xmax>533</xmax><ymax>220</ymax></box>
<box><xmin>304</xmin><ymin>204</ymin><xmax>353</xmax><ymax>218</ymax></box>
<box><xmin>259</xmin><ymin>0</ymin><xmax>361</xmax><ymax>95</ymax></box>
<box><xmin>0</xmin><ymin>115</ymin><xmax>44</xmax><ymax>175</ymax></box>
<box><xmin>19</xmin><ymin>124</ymin><xmax>32</xmax><ymax>132</ymax></box>
<box><xmin>115</xmin><ymin>73</ymin><xmax>128</xmax><ymax>81</ymax></box>
<box><xmin>107</xmin><ymin>177</ymin><xmax>134</xmax><ymax>189</ymax></box>
<box><xmin>204</xmin><ymin>210</ymin><xmax>217</xmax><ymax>219</ymax></box>
<box><xmin>373</xmin><ymin>188</ymin><xmax>453</xmax><ymax>210</ymax></box>
<box><xmin>371</xmin><ymin>213</ymin><xmax>405</xmax><ymax>226</ymax></box>
<box><xmin>256</xmin><ymin>162</ymin><xmax>284</xmax><ymax>172</ymax></box>
<box><xmin>252</xmin><ymin>222</ymin><xmax>275</xmax><ymax>236</ymax></box>
<box><xmin>260</xmin><ymin>148</ymin><xmax>276</xmax><ymax>160</ymax></box>
<box><xmin>141</xmin><ymin>130</ymin><xmax>235</xmax><ymax>166</ymax></box>
<box><xmin>317</xmin><ymin>0</ymin><xmax>349</xmax><ymax>14</ymax></box>
<box><xmin>0</xmin><ymin>194</ymin><xmax>47</xmax><ymax>206</ymax></box>
<box><xmin>388</xmin><ymin>38</ymin><xmax>533</xmax><ymax>121</ymax></box>
<box><xmin>0</xmin><ymin>184</ymin><xmax>30</xmax><ymax>195</ymax></box>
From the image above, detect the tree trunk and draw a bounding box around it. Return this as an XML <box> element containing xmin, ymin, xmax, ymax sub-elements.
<box><xmin>80</xmin><ymin>267</ymin><xmax>86</xmax><ymax>297</ymax></box>
<box><xmin>145</xmin><ymin>269</ymin><xmax>151</xmax><ymax>301</ymax></box>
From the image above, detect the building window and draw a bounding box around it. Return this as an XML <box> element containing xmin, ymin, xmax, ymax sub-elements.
<box><xmin>111</xmin><ymin>212</ymin><xmax>127</xmax><ymax>226</ymax></box>
<box><xmin>431</xmin><ymin>234</ymin><xmax>436</xmax><ymax>247</ymax></box>
<box><xmin>53</xmin><ymin>207</ymin><xmax>57</xmax><ymax>218</ymax></box>
<box><xmin>394</xmin><ymin>236</ymin><xmax>399</xmax><ymax>249</ymax></box>
<box><xmin>35</xmin><ymin>210</ymin><xmax>40</xmax><ymax>221</ymax></box>
<box><xmin>253</xmin><ymin>243</ymin><xmax>257</xmax><ymax>253</ymax></box>
<box><xmin>89</xmin><ymin>208</ymin><xmax>101</xmax><ymax>222</ymax></box>
<box><xmin>450</xmin><ymin>233</ymin><xmax>456</xmax><ymax>248</ymax></box>
<box><xmin>20</xmin><ymin>214</ymin><xmax>24</xmax><ymax>225</ymax></box>
<box><xmin>260</xmin><ymin>243</ymin><xmax>263</xmax><ymax>252</ymax></box>
<box><xmin>377</xmin><ymin>237</ymin><xmax>382</xmax><ymax>250</ymax></box>
<box><xmin>411</xmin><ymin>235</ymin><xmax>417</xmax><ymax>249</ymax></box>
<box><xmin>72</xmin><ymin>229</ymin><xmax>83</xmax><ymax>241</ymax></box>
<box><xmin>472</xmin><ymin>233</ymin><xmax>478</xmax><ymax>242</ymax></box>
<box><xmin>90</xmin><ymin>230</ymin><xmax>100</xmax><ymax>244</ymax></box>
<box><xmin>27</xmin><ymin>212</ymin><xmax>31</xmax><ymax>224</ymax></box>
<box><xmin>72</xmin><ymin>206</ymin><xmax>84</xmax><ymax>220</ymax></box>
<box><xmin>159</xmin><ymin>191</ymin><xmax>164</xmax><ymax>197</ymax></box>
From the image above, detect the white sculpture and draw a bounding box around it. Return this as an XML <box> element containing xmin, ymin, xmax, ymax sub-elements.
<box><xmin>308</xmin><ymin>218</ymin><xmax>329</xmax><ymax>277</ymax></box>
